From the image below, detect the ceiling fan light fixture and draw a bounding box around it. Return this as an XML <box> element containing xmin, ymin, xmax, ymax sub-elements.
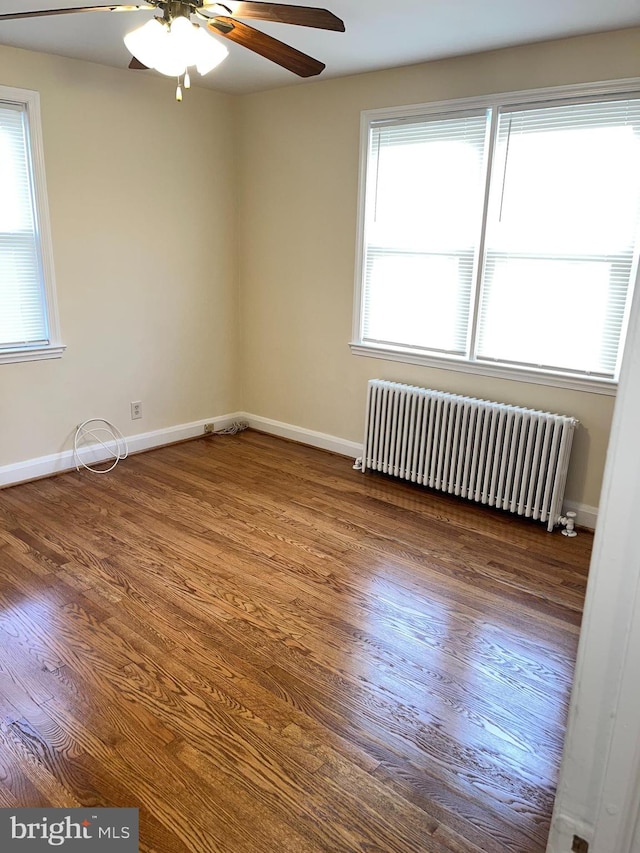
<box><xmin>124</xmin><ymin>14</ymin><xmax>228</xmax><ymax>79</ymax></box>
<box><xmin>124</xmin><ymin>18</ymin><xmax>170</xmax><ymax>74</ymax></box>
<box><xmin>193</xmin><ymin>25</ymin><xmax>228</xmax><ymax>75</ymax></box>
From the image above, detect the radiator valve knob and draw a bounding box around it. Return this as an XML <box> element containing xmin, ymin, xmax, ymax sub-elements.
<box><xmin>559</xmin><ymin>511</ymin><xmax>578</xmax><ymax>537</ymax></box>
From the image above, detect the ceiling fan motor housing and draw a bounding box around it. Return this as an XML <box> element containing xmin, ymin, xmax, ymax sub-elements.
<box><xmin>160</xmin><ymin>1</ymin><xmax>196</xmax><ymax>22</ymax></box>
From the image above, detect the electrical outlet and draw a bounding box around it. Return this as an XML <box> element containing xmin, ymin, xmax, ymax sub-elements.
<box><xmin>203</xmin><ymin>423</ymin><xmax>216</xmax><ymax>434</ymax></box>
<box><xmin>131</xmin><ymin>401</ymin><xmax>142</xmax><ymax>420</ymax></box>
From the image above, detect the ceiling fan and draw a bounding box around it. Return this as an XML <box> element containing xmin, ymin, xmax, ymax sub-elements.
<box><xmin>0</xmin><ymin>2</ymin><xmax>345</xmax><ymax>99</ymax></box>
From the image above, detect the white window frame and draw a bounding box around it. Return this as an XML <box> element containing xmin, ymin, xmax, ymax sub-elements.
<box><xmin>0</xmin><ymin>85</ymin><xmax>63</xmax><ymax>365</ymax></box>
<box><xmin>351</xmin><ymin>77</ymin><xmax>640</xmax><ymax>396</ymax></box>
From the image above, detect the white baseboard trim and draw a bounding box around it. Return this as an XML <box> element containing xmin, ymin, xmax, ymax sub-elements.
<box><xmin>0</xmin><ymin>413</ymin><xmax>243</xmax><ymax>489</ymax></box>
<box><xmin>0</xmin><ymin>412</ymin><xmax>600</xmax><ymax>531</ymax></box>
<box><xmin>563</xmin><ymin>501</ymin><xmax>598</xmax><ymax>531</ymax></box>
<box><xmin>243</xmin><ymin>413</ymin><xmax>600</xmax><ymax>528</ymax></box>
<box><xmin>241</xmin><ymin>413</ymin><xmax>362</xmax><ymax>459</ymax></box>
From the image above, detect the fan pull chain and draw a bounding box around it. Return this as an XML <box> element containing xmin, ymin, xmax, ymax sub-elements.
<box><xmin>184</xmin><ymin>69</ymin><xmax>191</xmax><ymax>89</ymax></box>
<box><xmin>176</xmin><ymin>77</ymin><xmax>183</xmax><ymax>102</ymax></box>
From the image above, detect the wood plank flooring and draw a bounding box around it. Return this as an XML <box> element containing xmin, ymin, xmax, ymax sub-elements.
<box><xmin>0</xmin><ymin>430</ymin><xmax>592</xmax><ymax>852</ymax></box>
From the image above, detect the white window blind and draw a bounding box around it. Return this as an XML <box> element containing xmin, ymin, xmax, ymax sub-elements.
<box><xmin>354</xmin><ymin>87</ymin><xmax>640</xmax><ymax>391</ymax></box>
<box><xmin>0</xmin><ymin>100</ymin><xmax>49</xmax><ymax>352</ymax></box>
<box><xmin>363</xmin><ymin>112</ymin><xmax>489</xmax><ymax>355</ymax></box>
<box><xmin>478</xmin><ymin>98</ymin><xmax>640</xmax><ymax>378</ymax></box>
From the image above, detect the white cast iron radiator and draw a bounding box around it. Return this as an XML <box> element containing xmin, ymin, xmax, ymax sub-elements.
<box><xmin>361</xmin><ymin>380</ymin><xmax>577</xmax><ymax>532</ymax></box>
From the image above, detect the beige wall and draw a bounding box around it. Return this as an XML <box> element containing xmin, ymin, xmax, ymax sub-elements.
<box><xmin>237</xmin><ymin>28</ymin><xmax>640</xmax><ymax>510</ymax></box>
<box><xmin>3</xmin><ymin>28</ymin><xmax>640</xmax><ymax>508</ymax></box>
<box><xmin>0</xmin><ymin>45</ymin><xmax>238</xmax><ymax>468</ymax></box>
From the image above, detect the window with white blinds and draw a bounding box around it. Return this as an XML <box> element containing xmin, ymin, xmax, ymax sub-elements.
<box><xmin>363</xmin><ymin>112</ymin><xmax>488</xmax><ymax>356</ymax></box>
<box><xmin>0</xmin><ymin>89</ymin><xmax>61</xmax><ymax>364</ymax></box>
<box><xmin>353</xmin><ymin>86</ymin><xmax>640</xmax><ymax>392</ymax></box>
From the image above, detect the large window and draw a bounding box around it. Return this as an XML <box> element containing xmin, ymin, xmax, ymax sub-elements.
<box><xmin>0</xmin><ymin>87</ymin><xmax>62</xmax><ymax>364</ymax></box>
<box><xmin>352</xmin><ymin>83</ymin><xmax>640</xmax><ymax>392</ymax></box>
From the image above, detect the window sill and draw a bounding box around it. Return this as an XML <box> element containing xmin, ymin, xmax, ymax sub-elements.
<box><xmin>349</xmin><ymin>341</ymin><xmax>617</xmax><ymax>396</ymax></box>
<box><xmin>0</xmin><ymin>344</ymin><xmax>66</xmax><ymax>365</ymax></box>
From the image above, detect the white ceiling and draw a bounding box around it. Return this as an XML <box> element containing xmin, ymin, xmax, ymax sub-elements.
<box><xmin>1</xmin><ymin>0</ymin><xmax>639</xmax><ymax>94</ymax></box>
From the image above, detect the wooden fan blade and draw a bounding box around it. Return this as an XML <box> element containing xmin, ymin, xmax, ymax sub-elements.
<box><xmin>208</xmin><ymin>17</ymin><xmax>325</xmax><ymax>77</ymax></box>
<box><xmin>0</xmin><ymin>5</ymin><xmax>154</xmax><ymax>23</ymax></box>
<box><xmin>128</xmin><ymin>56</ymin><xmax>149</xmax><ymax>69</ymax></box>
<box><xmin>211</xmin><ymin>2</ymin><xmax>345</xmax><ymax>32</ymax></box>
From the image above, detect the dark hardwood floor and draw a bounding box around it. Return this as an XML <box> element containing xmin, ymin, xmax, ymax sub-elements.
<box><xmin>0</xmin><ymin>430</ymin><xmax>592</xmax><ymax>852</ymax></box>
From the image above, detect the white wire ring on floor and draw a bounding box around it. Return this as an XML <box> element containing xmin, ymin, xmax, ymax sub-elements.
<box><xmin>74</xmin><ymin>419</ymin><xmax>129</xmax><ymax>474</ymax></box>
